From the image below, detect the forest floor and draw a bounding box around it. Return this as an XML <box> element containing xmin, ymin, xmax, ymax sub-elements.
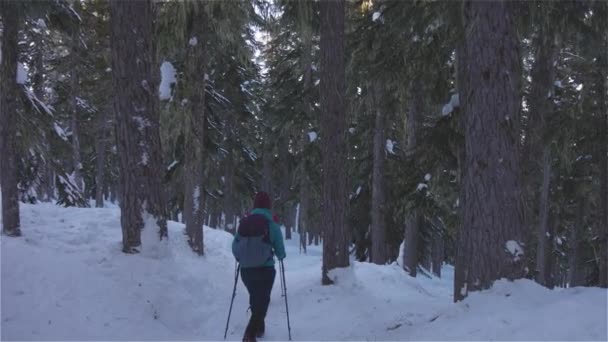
<box><xmin>1</xmin><ymin>203</ymin><xmax>607</xmax><ymax>341</ymax></box>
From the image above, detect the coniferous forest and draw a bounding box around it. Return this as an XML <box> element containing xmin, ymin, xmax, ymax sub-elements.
<box><xmin>1</xmin><ymin>1</ymin><xmax>607</xmax><ymax>341</ymax></box>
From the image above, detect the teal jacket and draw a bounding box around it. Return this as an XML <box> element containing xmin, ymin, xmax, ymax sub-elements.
<box><xmin>232</xmin><ymin>208</ymin><xmax>286</xmax><ymax>268</ymax></box>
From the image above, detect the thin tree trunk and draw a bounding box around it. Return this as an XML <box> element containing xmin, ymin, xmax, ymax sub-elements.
<box><xmin>535</xmin><ymin>146</ymin><xmax>553</xmax><ymax>286</ymax></box>
<box><xmin>299</xmin><ymin>183</ymin><xmax>309</xmax><ymax>253</ymax></box>
<box><xmin>32</xmin><ymin>27</ymin><xmax>54</xmax><ymax>202</ymax></box>
<box><xmin>70</xmin><ymin>20</ymin><xmax>84</xmax><ymax>195</ymax></box>
<box><xmin>568</xmin><ymin>198</ymin><xmax>586</xmax><ymax>287</ymax></box>
<box><xmin>109</xmin><ymin>0</ymin><xmax>168</xmax><ymax>253</ymax></box>
<box><xmin>95</xmin><ymin>110</ymin><xmax>108</xmax><ymax>208</ymax></box>
<box><xmin>455</xmin><ymin>1</ymin><xmax>526</xmax><ymax>301</ymax></box>
<box><xmin>526</xmin><ymin>24</ymin><xmax>559</xmax><ymax>287</ymax></box>
<box><xmin>183</xmin><ymin>7</ymin><xmax>208</xmax><ymax>255</ymax></box>
<box><xmin>371</xmin><ymin>83</ymin><xmax>387</xmax><ymax>265</ymax></box>
<box><xmin>431</xmin><ymin>228</ymin><xmax>444</xmax><ymax>277</ymax></box>
<box><xmin>453</xmin><ymin>40</ymin><xmax>468</xmax><ymax>299</ymax></box>
<box><xmin>0</xmin><ymin>1</ymin><xmax>21</xmax><ymax>236</ymax></box>
<box><xmin>279</xmin><ymin>140</ymin><xmax>292</xmax><ymax>239</ymax></box>
<box><xmin>262</xmin><ymin>145</ymin><xmax>273</xmax><ymax>193</ymax></box>
<box><xmin>403</xmin><ymin>77</ymin><xmax>422</xmax><ymax>276</ymax></box>
<box><xmin>320</xmin><ymin>0</ymin><xmax>349</xmax><ymax>285</ymax></box>
<box><xmin>597</xmin><ymin>47</ymin><xmax>607</xmax><ymax>287</ymax></box>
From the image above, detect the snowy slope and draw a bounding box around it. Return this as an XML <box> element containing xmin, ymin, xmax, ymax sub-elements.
<box><xmin>2</xmin><ymin>203</ymin><xmax>607</xmax><ymax>341</ymax></box>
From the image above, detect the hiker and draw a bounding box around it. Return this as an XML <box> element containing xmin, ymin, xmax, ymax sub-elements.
<box><xmin>232</xmin><ymin>191</ymin><xmax>286</xmax><ymax>342</ymax></box>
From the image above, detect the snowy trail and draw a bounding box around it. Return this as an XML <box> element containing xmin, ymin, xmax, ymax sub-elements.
<box><xmin>2</xmin><ymin>203</ymin><xmax>607</xmax><ymax>341</ymax></box>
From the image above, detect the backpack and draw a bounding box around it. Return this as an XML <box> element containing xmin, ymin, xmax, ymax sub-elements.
<box><xmin>233</xmin><ymin>213</ymin><xmax>274</xmax><ymax>267</ymax></box>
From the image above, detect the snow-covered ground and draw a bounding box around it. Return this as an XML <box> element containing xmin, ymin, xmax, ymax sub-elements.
<box><xmin>2</xmin><ymin>203</ymin><xmax>607</xmax><ymax>341</ymax></box>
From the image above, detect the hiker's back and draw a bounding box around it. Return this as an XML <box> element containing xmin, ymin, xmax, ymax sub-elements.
<box><xmin>233</xmin><ymin>213</ymin><xmax>274</xmax><ymax>268</ymax></box>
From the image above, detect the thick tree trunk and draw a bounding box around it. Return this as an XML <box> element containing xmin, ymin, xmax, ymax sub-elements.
<box><xmin>0</xmin><ymin>1</ymin><xmax>21</xmax><ymax>236</ymax></box>
<box><xmin>535</xmin><ymin>146</ymin><xmax>553</xmax><ymax>287</ymax></box>
<box><xmin>403</xmin><ymin>77</ymin><xmax>422</xmax><ymax>276</ymax></box>
<box><xmin>455</xmin><ymin>1</ymin><xmax>526</xmax><ymax>301</ymax></box>
<box><xmin>183</xmin><ymin>7</ymin><xmax>208</xmax><ymax>255</ymax></box>
<box><xmin>320</xmin><ymin>0</ymin><xmax>349</xmax><ymax>285</ymax></box>
<box><xmin>70</xmin><ymin>20</ymin><xmax>84</xmax><ymax>195</ymax></box>
<box><xmin>109</xmin><ymin>0</ymin><xmax>168</xmax><ymax>253</ymax></box>
<box><xmin>371</xmin><ymin>84</ymin><xmax>387</xmax><ymax>265</ymax></box>
<box><xmin>95</xmin><ymin>110</ymin><xmax>108</xmax><ymax>208</ymax></box>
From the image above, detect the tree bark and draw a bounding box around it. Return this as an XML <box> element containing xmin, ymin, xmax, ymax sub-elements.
<box><xmin>0</xmin><ymin>1</ymin><xmax>21</xmax><ymax>236</ymax></box>
<box><xmin>371</xmin><ymin>83</ymin><xmax>387</xmax><ymax>265</ymax></box>
<box><xmin>403</xmin><ymin>77</ymin><xmax>422</xmax><ymax>276</ymax></box>
<box><xmin>183</xmin><ymin>7</ymin><xmax>208</xmax><ymax>255</ymax></box>
<box><xmin>320</xmin><ymin>0</ymin><xmax>349</xmax><ymax>285</ymax></box>
<box><xmin>109</xmin><ymin>0</ymin><xmax>168</xmax><ymax>253</ymax></box>
<box><xmin>455</xmin><ymin>1</ymin><xmax>526</xmax><ymax>301</ymax></box>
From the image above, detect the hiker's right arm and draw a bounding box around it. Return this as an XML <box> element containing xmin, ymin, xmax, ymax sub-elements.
<box><xmin>231</xmin><ymin>233</ymin><xmax>240</xmax><ymax>261</ymax></box>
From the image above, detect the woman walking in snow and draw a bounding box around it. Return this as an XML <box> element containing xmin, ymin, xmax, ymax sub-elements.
<box><xmin>232</xmin><ymin>192</ymin><xmax>286</xmax><ymax>342</ymax></box>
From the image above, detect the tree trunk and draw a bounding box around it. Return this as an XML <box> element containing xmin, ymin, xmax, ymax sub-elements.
<box><xmin>453</xmin><ymin>40</ymin><xmax>468</xmax><ymax>299</ymax></box>
<box><xmin>0</xmin><ymin>1</ymin><xmax>21</xmax><ymax>236</ymax></box>
<box><xmin>431</xmin><ymin>228</ymin><xmax>444</xmax><ymax>277</ymax></box>
<box><xmin>299</xmin><ymin>181</ymin><xmax>309</xmax><ymax>254</ymax></box>
<box><xmin>183</xmin><ymin>7</ymin><xmax>208</xmax><ymax>255</ymax></box>
<box><xmin>95</xmin><ymin>109</ymin><xmax>109</xmax><ymax>208</ymax></box>
<box><xmin>597</xmin><ymin>45</ymin><xmax>607</xmax><ymax>287</ymax></box>
<box><xmin>568</xmin><ymin>198</ymin><xmax>586</xmax><ymax>287</ymax></box>
<box><xmin>109</xmin><ymin>0</ymin><xmax>168</xmax><ymax>253</ymax></box>
<box><xmin>261</xmin><ymin>145</ymin><xmax>273</xmax><ymax>193</ymax></box>
<box><xmin>455</xmin><ymin>1</ymin><xmax>526</xmax><ymax>301</ymax></box>
<box><xmin>526</xmin><ymin>24</ymin><xmax>559</xmax><ymax>288</ymax></box>
<box><xmin>403</xmin><ymin>77</ymin><xmax>422</xmax><ymax>276</ymax></box>
<box><xmin>278</xmin><ymin>140</ymin><xmax>291</xmax><ymax>239</ymax></box>
<box><xmin>535</xmin><ymin>146</ymin><xmax>553</xmax><ymax>287</ymax></box>
<box><xmin>371</xmin><ymin>83</ymin><xmax>387</xmax><ymax>265</ymax></box>
<box><xmin>32</xmin><ymin>27</ymin><xmax>54</xmax><ymax>202</ymax></box>
<box><xmin>320</xmin><ymin>0</ymin><xmax>349</xmax><ymax>285</ymax></box>
<box><xmin>70</xmin><ymin>19</ymin><xmax>84</xmax><ymax>195</ymax></box>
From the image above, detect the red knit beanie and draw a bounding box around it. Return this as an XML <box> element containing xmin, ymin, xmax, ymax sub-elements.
<box><xmin>253</xmin><ymin>192</ymin><xmax>272</xmax><ymax>209</ymax></box>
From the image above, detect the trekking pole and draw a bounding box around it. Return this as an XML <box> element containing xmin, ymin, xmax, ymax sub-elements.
<box><xmin>280</xmin><ymin>263</ymin><xmax>285</xmax><ymax>297</ymax></box>
<box><xmin>280</xmin><ymin>260</ymin><xmax>292</xmax><ymax>340</ymax></box>
<box><xmin>224</xmin><ymin>262</ymin><xmax>240</xmax><ymax>340</ymax></box>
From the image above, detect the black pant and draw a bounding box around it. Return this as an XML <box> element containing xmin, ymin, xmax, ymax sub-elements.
<box><xmin>241</xmin><ymin>266</ymin><xmax>276</xmax><ymax>325</ymax></box>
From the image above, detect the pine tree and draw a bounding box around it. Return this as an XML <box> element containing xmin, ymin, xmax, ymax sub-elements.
<box><xmin>183</xmin><ymin>4</ymin><xmax>209</xmax><ymax>255</ymax></box>
<box><xmin>455</xmin><ymin>1</ymin><xmax>527</xmax><ymax>301</ymax></box>
<box><xmin>109</xmin><ymin>0</ymin><xmax>167</xmax><ymax>253</ymax></box>
<box><xmin>320</xmin><ymin>0</ymin><xmax>350</xmax><ymax>284</ymax></box>
<box><xmin>0</xmin><ymin>0</ymin><xmax>22</xmax><ymax>237</ymax></box>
